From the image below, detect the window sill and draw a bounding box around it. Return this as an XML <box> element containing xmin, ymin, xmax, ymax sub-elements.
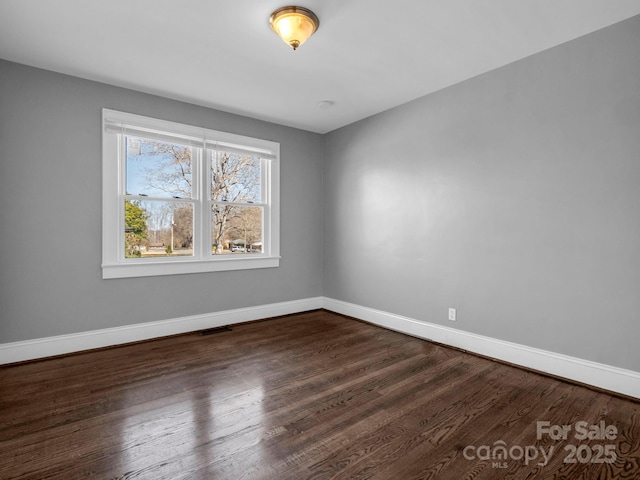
<box><xmin>102</xmin><ymin>256</ymin><xmax>280</xmax><ymax>279</ymax></box>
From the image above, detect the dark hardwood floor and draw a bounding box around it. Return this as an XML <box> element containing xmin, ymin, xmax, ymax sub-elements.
<box><xmin>1</xmin><ymin>310</ymin><xmax>639</xmax><ymax>479</ymax></box>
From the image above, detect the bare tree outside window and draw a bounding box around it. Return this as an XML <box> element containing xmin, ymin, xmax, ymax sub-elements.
<box><xmin>211</xmin><ymin>151</ymin><xmax>262</xmax><ymax>254</ymax></box>
<box><xmin>125</xmin><ymin>138</ymin><xmax>195</xmax><ymax>257</ymax></box>
<box><xmin>126</xmin><ymin>138</ymin><xmax>263</xmax><ymax>257</ymax></box>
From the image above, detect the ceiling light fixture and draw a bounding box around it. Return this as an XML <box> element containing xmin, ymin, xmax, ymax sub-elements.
<box><xmin>269</xmin><ymin>6</ymin><xmax>319</xmax><ymax>51</ymax></box>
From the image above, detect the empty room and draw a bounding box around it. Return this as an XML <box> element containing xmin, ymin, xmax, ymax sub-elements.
<box><xmin>1</xmin><ymin>1</ymin><xmax>639</xmax><ymax>478</ymax></box>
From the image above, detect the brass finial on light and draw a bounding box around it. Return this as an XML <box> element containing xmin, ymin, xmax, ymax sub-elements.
<box><xmin>269</xmin><ymin>6</ymin><xmax>319</xmax><ymax>51</ymax></box>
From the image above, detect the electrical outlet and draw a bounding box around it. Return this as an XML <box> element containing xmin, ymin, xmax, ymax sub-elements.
<box><xmin>448</xmin><ymin>308</ymin><xmax>457</xmax><ymax>321</ymax></box>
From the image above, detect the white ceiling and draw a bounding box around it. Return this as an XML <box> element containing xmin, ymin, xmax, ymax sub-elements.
<box><xmin>1</xmin><ymin>1</ymin><xmax>640</xmax><ymax>134</ymax></box>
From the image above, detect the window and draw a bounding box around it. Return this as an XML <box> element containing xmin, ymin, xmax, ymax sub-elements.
<box><xmin>102</xmin><ymin>109</ymin><xmax>279</xmax><ymax>279</ymax></box>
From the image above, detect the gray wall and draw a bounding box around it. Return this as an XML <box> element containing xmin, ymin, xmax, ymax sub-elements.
<box><xmin>0</xmin><ymin>60</ymin><xmax>324</xmax><ymax>342</ymax></box>
<box><xmin>2</xmin><ymin>16</ymin><xmax>639</xmax><ymax>373</ymax></box>
<box><xmin>323</xmin><ymin>16</ymin><xmax>640</xmax><ymax>371</ymax></box>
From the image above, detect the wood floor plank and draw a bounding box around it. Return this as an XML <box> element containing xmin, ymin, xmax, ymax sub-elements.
<box><xmin>1</xmin><ymin>310</ymin><xmax>638</xmax><ymax>479</ymax></box>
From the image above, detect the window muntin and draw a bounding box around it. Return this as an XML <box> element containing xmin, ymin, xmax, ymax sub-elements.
<box><xmin>102</xmin><ymin>109</ymin><xmax>279</xmax><ymax>278</ymax></box>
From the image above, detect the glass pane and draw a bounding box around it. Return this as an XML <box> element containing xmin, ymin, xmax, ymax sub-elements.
<box><xmin>211</xmin><ymin>204</ymin><xmax>263</xmax><ymax>254</ymax></box>
<box><xmin>211</xmin><ymin>151</ymin><xmax>261</xmax><ymax>203</ymax></box>
<box><xmin>126</xmin><ymin>137</ymin><xmax>193</xmax><ymax>199</ymax></box>
<box><xmin>124</xmin><ymin>200</ymin><xmax>194</xmax><ymax>258</ymax></box>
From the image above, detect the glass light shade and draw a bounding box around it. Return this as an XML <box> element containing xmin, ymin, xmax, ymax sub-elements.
<box><xmin>270</xmin><ymin>6</ymin><xmax>319</xmax><ymax>50</ymax></box>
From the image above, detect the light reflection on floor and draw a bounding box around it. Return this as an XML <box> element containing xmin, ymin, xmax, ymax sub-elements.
<box><xmin>116</xmin><ymin>372</ymin><xmax>267</xmax><ymax>477</ymax></box>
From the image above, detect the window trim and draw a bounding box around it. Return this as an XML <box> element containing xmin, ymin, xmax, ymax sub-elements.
<box><xmin>102</xmin><ymin>109</ymin><xmax>280</xmax><ymax>279</ymax></box>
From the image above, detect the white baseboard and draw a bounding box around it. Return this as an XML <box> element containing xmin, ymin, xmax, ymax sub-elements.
<box><xmin>0</xmin><ymin>297</ymin><xmax>323</xmax><ymax>365</ymax></box>
<box><xmin>322</xmin><ymin>297</ymin><xmax>640</xmax><ymax>400</ymax></box>
<box><xmin>2</xmin><ymin>296</ymin><xmax>638</xmax><ymax>399</ymax></box>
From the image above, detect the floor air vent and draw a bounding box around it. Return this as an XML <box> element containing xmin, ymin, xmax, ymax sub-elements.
<box><xmin>200</xmin><ymin>326</ymin><xmax>232</xmax><ymax>336</ymax></box>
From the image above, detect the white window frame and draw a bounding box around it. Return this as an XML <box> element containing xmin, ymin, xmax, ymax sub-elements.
<box><xmin>102</xmin><ymin>109</ymin><xmax>280</xmax><ymax>279</ymax></box>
